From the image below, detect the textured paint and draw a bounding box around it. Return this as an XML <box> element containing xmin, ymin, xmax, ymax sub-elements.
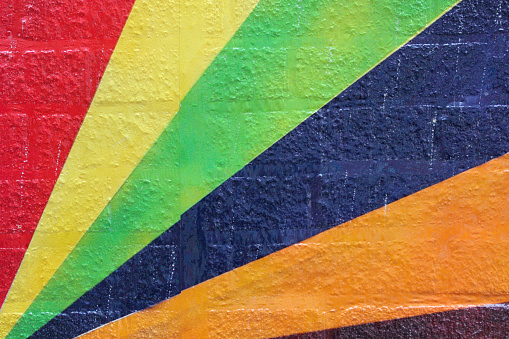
<box><xmin>33</xmin><ymin>0</ymin><xmax>509</xmax><ymax>335</ymax></box>
<box><xmin>3</xmin><ymin>0</ymin><xmax>508</xmax><ymax>337</ymax></box>
<box><xmin>5</xmin><ymin>0</ymin><xmax>461</xmax><ymax>337</ymax></box>
<box><xmin>0</xmin><ymin>0</ymin><xmax>260</xmax><ymax>337</ymax></box>
<box><xmin>78</xmin><ymin>153</ymin><xmax>509</xmax><ymax>338</ymax></box>
<box><xmin>0</xmin><ymin>0</ymin><xmax>136</xmax><ymax>306</ymax></box>
<box><xmin>275</xmin><ymin>304</ymin><xmax>509</xmax><ymax>338</ymax></box>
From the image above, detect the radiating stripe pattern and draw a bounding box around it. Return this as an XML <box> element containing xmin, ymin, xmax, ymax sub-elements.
<box><xmin>2</xmin><ymin>0</ymin><xmax>508</xmax><ymax>336</ymax></box>
<box><xmin>0</xmin><ymin>0</ymin><xmax>260</xmax><ymax>337</ymax></box>
<box><xmin>7</xmin><ymin>0</ymin><xmax>462</xmax><ymax>336</ymax></box>
<box><xmin>79</xmin><ymin>154</ymin><xmax>509</xmax><ymax>338</ymax></box>
<box><xmin>31</xmin><ymin>0</ymin><xmax>509</xmax><ymax>336</ymax></box>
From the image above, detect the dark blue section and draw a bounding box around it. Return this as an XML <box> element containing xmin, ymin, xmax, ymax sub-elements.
<box><xmin>33</xmin><ymin>0</ymin><xmax>509</xmax><ymax>337</ymax></box>
<box><xmin>31</xmin><ymin>222</ymin><xmax>181</xmax><ymax>338</ymax></box>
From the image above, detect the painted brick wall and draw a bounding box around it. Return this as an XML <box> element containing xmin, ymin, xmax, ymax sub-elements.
<box><xmin>0</xmin><ymin>0</ymin><xmax>508</xmax><ymax>338</ymax></box>
<box><xmin>0</xmin><ymin>0</ymin><xmax>135</xmax><ymax>304</ymax></box>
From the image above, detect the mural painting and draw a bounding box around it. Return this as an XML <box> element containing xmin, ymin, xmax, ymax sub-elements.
<box><xmin>0</xmin><ymin>0</ymin><xmax>508</xmax><ymax>337</ymax></box>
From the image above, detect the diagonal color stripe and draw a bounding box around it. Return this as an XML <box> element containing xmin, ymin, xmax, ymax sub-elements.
<box><xmin>31</xmin><ymin>0</ymin><xmax>509</xmax><ymax>334</ymax></box>
<box><xmin>0</xmin><ymin>0</ymin><xmax>136</xmax><ymax>307</ymax></box>
<box><xmin>7</xmin><ymin>0</ymin><xmax>461</xmax><ymax>336</ymax></box>
<box><xmin>274</xmin><ymin>303</ymin><xmax>509</xmax><ymax>338</ymax></box>
<box><xmin>0</xmin><ymin>0</ymin><xmax>260</xmax><ymax>337</ymax></box>
<box><xmin>79</xmin><ymin>153</ymin><xmax>509</xmax><ymax>338</ymax></box>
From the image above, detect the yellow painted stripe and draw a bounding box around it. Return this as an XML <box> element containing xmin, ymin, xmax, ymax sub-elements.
<box><xmin>0</xmin><ymin>0</ymin><xmax>259</xmax><ymax>336</ymax></box>
<box><xmin>79</xmin><ymin>154</ymin><xmax>509</xmax><ymax>338</ymax></box>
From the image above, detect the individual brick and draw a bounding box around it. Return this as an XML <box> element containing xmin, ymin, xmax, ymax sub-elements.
<box><xmin>20</xmin><ymin>0</ymin><xmax>129</xmax><ymax>40</ymax></box>
<box><xmin>0</xmin><ymin>0</ymin><xmax>14</xmax><ymax>39</ymax></box>
<box><xmin>0</xmin><ymin>113</ymin><xmax>28</xmax><ymax>170</ymax></box>
<box><xmin>28</xmin><ymin>113</ymin><xmax>81</xmax><ymax>172</ymax></box>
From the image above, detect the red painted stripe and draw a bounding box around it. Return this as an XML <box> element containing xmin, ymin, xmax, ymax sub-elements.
<box><xmin>0</xmin><ymin>0</ymin><xmax>136</xmax><ymax>306</ymax></box>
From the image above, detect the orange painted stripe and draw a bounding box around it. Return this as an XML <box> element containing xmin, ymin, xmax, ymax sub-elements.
<box><xmin>79</xmin><ymin>153</ymin><xmax>509</xmax><ymax>339</ymax></box>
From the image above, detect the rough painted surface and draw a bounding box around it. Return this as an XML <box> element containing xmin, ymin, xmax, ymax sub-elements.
<box><xmin>275</xmin><ymin>304</ymin><xmax>509</xmax><ymax>338</ymax></box>
<box><xmin>0</xmin><ymin>0</ymin><xmax>260</xmax><ymax>336</ymax></box>
<box><xmin>78</xmin><ymin>153</ymin><xmax>509</xmax><ymax>338</ymax></box>
<box><xmin>4</xmin><ymin>0</ymin><xmax>463</xmax><ymax>337</ymax></box>
<box><xmin>0</xmin><ymin>0</ymin><xmax>136</xmax><ymax>306</ymax></box>
<box><xmin>1</xmin><ymin>0</ymin><xmax>508</xmax><ymax>337</ymax></box>
<box><xmin>31</xmin><ymin>0</ymin><xmax>509</xmax><ymax>336</ymax></box>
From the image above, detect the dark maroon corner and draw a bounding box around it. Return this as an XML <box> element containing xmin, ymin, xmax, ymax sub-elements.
<box><xmin>274</xmin><ymin>304</ymin><xmax>509</xmax><ymax>339</ymax></box>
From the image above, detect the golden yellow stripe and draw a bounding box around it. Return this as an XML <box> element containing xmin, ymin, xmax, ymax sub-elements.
<box><xmin>0</xmin><ymin>0</ymin><xmax>259</xmax><ymax>336</ymax></box>
<box><xmin>79</xmin><ymin>154</ymin><xmax>509</xmax><ymax>338</ymax></box>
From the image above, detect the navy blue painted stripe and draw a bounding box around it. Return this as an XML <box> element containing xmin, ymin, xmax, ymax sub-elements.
<box><xmin>32</xmin><ymin>0</ymin><xmax>509</xmax><ymax>336</ymax></box>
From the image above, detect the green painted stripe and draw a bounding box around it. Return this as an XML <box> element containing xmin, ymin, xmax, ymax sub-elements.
<box><xmin>8</xmin><ymin>0</ymin><xmax>459</xmax><ymax>337</ymax></box>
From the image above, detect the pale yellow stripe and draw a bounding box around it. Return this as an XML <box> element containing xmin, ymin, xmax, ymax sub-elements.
<box><xmin>0</xmin><ymin>0</ymin><xmax>259</xmax><ymax>336</ymax></box>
